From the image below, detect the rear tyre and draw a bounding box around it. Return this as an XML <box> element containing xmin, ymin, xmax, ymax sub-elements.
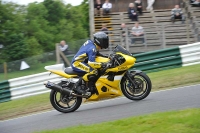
<box><xmin>50</xmin><ymin>90</ymin><xmax>82</xmax><ymax>113</ymax></box>
<box><xmin>121</xmin><ymin>72</ymin><xmax>152</xmax><ymax>100</ymax></box>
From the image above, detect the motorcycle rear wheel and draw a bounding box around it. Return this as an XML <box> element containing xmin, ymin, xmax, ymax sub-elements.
<box><xmin>50</xmin><ymin>90</ymin><xmax>82</xmax><ymax>113</ymax></box>
<box><xmin>121</xmin><ymin>72</ymin><xmax>152</xmax><ymax>100</ymax></box>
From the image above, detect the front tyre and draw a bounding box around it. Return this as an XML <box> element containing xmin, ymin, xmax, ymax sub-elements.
<box><xmin>121</xmin><ymin>72</ymin><xmax>152</xmax><ymax>100</ymax></box>
<box><xmin>50</xmin><ymin>90</ymin><xmax>82</xmax><ymax>113</ymax></box>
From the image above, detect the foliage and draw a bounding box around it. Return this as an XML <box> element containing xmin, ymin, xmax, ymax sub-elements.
<box><xmin>2</xmin><ymin>33</ymin><xmax>28</xmax><ymax>61</ymax></box>
<box><xmin>0</xmin><ymin>0</ymin><xmax>89</xmax><ymax>63</ymax></box>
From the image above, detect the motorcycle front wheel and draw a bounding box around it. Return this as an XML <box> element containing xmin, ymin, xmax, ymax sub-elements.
<box><xmin>121</xmin><ymin>72</ymin><xmax>152</xmax><ymax>100</ymax></box>
<box><xmin>50</xmin><ymin>90</ymin><xmax>82</xmax><ymax>113</ymax></box>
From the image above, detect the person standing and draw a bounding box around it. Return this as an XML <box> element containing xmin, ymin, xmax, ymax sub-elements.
<box><xmin>120</xmin><ymin>23</ymin><xmax>127</xmax><ymax>47</ymax></box>
<box><xmin>146</xmin><ymin>0</ymin><xmax>155</xmax><ymax>11</ymax></box>
<box><xmin>59</xmin><ymin>40</ymin><xmax>68</xmax><ymax>54</ymax></box>
<box><xmin>59</xmin><ymin>40</ymin><xmax>69</xmax><ymax>67</ymax></box>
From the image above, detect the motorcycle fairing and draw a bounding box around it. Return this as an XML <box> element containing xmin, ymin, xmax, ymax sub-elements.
<box><xmin>88</xmin><ymin>75</ymin><xmax>124</xmax><ymax>101</ymax></box>
<box><xmin>45</xmin><ymin>64</ymin><xmax>77</xmax><ymax>78</ymax></box>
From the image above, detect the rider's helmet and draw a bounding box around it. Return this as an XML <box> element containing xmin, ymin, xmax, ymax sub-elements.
<box><xmin>93</xmin><ymin>32</ymin><xmax>109</xmax><ymax>49</ymax></box>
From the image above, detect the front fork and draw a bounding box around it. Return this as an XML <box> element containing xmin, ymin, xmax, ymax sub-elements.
<box><xmin>125</xmin><ymin>70</ymin><xmax>142</xmax><ymax>89</ymax></box>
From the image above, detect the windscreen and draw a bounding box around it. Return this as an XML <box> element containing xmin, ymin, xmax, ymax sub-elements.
<box><xmin>113</xmin><ymin>45</ymin><xmax>132</xmax><ymax>56</ymax></box>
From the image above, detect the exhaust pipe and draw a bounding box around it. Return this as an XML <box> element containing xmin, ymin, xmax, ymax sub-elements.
<box><xmin>44</xmin><ymin>81</ymin><xmax>72</xmax><ymax>96</ymax></box>
<box><xmin>44</xmin><ymin>81</ymin><xmax>88</xmax><ymax>98</ymax></box>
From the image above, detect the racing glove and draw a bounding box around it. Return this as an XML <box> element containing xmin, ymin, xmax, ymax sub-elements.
<box><xmin>101</xmin><ymin>62</ymin><xmax>107</xmax><ymax>68</ymax></box>
<box><xmin>101</xmin><ymin>62</ymin><xmax>111</xmax><ymax>68</ymax></box>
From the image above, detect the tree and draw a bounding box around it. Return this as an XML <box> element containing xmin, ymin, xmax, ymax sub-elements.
<box><xmin>0</xmin><ymin>0</ymin><xmax>90</xmax><ymax>63</ymax></box>
<box><xmin>25</xmin><ymin>37</ymin><xmax>43</xmax><ymax>56</ymax></box>
<box><xmin>0</xmin><ymin>2</ymin><xmax>26</xmax><ymax>46</ymax></box>
<box><xmin>2</xmin><ymin>33</ymin><xmax>28</xmax><ymax>61</ymax></box>
<box><xmin>26</xmin><ymin>2</ymin><xmax>54</xmax><ymax>51</ymax></box>
<box><xmin>79</xmin><ymin>0</ymin><xmax>89</xmax><ymax>35</ymax></box>
<box><xmin>43</xmin><ymin>0</ymin><xmax>65</xmax><ymax>25</ymax></box>
<box><xmin>0</xmin><ymin>2</ymin><xmax>27</xmax><ymax>62</ymax></box>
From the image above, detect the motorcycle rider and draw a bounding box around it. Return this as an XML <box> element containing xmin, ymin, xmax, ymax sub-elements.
<box><xmin>71</xmin><ymin>32</ymin><xmax>109</xmax><ymax>95</ymax></box>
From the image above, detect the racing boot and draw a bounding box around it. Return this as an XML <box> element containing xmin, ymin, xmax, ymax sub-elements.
<box><xmin>73</xmin><ymin>78</ymin><xmax>85</xmax><ymax>94</ymax></box>
<box><xmin>73</xmin><ymin>78</ymin><xmax>91</xmax><ymax>96</ymax></box>
<box><xmin>87</xmin><ymin>81</ymin><xmax>98</xmax><ymax>95</ymax></box>
<box><xmin>82</xmin><ymin>70</ymin><xmax>99</xmax><ymax>95</ymax></box>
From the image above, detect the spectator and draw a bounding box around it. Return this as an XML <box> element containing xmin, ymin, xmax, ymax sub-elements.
<box><xmin>146</xmin><ymin>0</ymin><xmax>155</xmax><ymax>11</ymax></box>
<box><xmin>59</xmin><ymin>40</ymin><xmax>68</xmax><ymax>54</ymax></box>
<box><xmin>128</xmin><ymin>3</ymin><xmax>138</xmax><ymax>21</ymax></box>
<box><xmin>190</xmin><ymin>0</ymin><xmax>196</xmax><ymax>4</ymax></box>
<box><xmin>171</xmin><ymin>5</ymin><xmax>185</xmax><ymax>24</ymax></box>
<box><xmin>120</xmin><ymin>23</ymin><xmax>126</xmax><ymax>37</ymax></box>
<box><xmin>101</xmin><ymin>24</ymin><xmax>109</xmax><ymax>34</ymax></box>
<box><xmin>131</xmin><ymin>22</ymin><xmax>145</xmax><ymax>44</ymax></box>
<box><xmin>94</xmin><ymin>0</ymin><xmax>103</xmax><ymax>16</ymax></box>
<box><xmin>120</xmin><ymin>23</ymin><xmax>127</xmax><ymax>47</ymax></box>
<box><xmin>59</xmin><ymin>40</ymin><xmax>69</xmax><ymax>66</ymax></box>
<box><xmin>59</xmin><ymin>40</ymin><xmax>74</xmax><ymax>54</ymax></box>
<box><xmin>102</xmin><ymin>0</ymin><xmax>112</xmax><ymax>15</ymax></box>
<box><xmin>191</xmin><ymin>0</ymin><xmax>200</xmax><ymax>7</ymax></box>
<box><xmin>135</xmin><ymin>0</ymin><xmax>143</xmax><ymax>15</ymax></box>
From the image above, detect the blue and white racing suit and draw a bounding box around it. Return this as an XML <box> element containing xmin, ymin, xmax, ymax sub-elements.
<box><xmin>71</xmin><ymin>40</ymin><xmax>104</xmax><ymax>82</ymax></box>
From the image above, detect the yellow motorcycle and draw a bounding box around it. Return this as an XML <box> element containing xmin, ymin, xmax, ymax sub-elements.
<box><xmin>44</xmin><ymin>45</ymin><xmax>152</xmax><ymax>113</ymax></box>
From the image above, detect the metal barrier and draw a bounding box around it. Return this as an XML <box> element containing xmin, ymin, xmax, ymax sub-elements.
<box><xmin>0</xmin><ymin>42</ymin><xmax>200</xmax><ymax>103</ymax></box>
<box><xmin>0</xmin><ymin>71</ymin><xmax>63</xmax><ymax>103</ymax></box>
<box><xmin>0</xmin><ymin>80</ymin><xmax>10</xmax><ymax>103</ymax></box>
<box><xmin>180</xmin><ymin>42</ymin><xmax>200</xmax><ymax>66</ymax></box>
<box><xmin>131</xmin><ymin>42</ymin><xmax>200</xmax><ymax>72</ymax></box>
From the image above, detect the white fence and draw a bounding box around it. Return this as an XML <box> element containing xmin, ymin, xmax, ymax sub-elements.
<box><xmin>179</xmin><ymin>42</ymin><xmax>200</xmax><ymax>66</ymax></box>
<box><xmin>9</xmin><ymin>71</ymin><xmax>63</xmax><ymax>100</ymax></box>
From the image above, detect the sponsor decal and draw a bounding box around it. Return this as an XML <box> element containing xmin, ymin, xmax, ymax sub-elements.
<box><xmin>74</xmin><ymin>62</ymin><xmax>89</xmax><ymax>72</ymax></box>
<box><xmin>96</xmin><ymin>83</ymin><xmax>102</xmax><ymax>86</ymax></box>
<box><xmin>83</xmin><ymin>40</ymin><xmax>89</xmax><ymax>46</ymax></box>
<box><xmin>94</xmin><ymin>63</ymin><xmax>100</xmax><ymax>67</ymax></box>
<box><xmin>110</xmin><ymin>89</ymin><xmax>118</xmax><ymax>94</ymax></box>
<box><xmin>95</xmin><ymin>39</ymin><xmax>100</xmax><ymax>44</ymax></box>
<box><xmin>92</xmin><ymin>48</ymin><xmax>96</xmax><ymax>52</ymax></box>
<box><xmin>118</xmin><ymin>66</ymin><xmax>128</xmax><ymax>71</ymax></box>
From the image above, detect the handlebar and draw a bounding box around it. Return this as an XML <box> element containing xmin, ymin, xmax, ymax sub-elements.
<box><xmin>101</xmin><ymin>61</ymin><xmax>112</xmax><ymax>74</ymax></box>
<box><xmin>99</xmin><ymin>54</ymin><xmax>116</xmax><ymax>74</ymax></box>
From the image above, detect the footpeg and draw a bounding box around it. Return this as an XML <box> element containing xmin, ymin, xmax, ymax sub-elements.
<box><xmin>85</xmin><ymin>92</ymin><xmax>92</xmax><ymax>97</ymax></box>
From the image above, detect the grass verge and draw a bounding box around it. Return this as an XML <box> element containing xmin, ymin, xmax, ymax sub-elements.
<box><xmin>0</xmin><ymin>64</ymin><xmax>200</xmax><ymax>120</ymax></box>
<box><xmin>147</xmin><ymin>64</ymin><xmax>200</xmax><ymax>91</ymax></box>
<box><xmin>0</xmin><ymin>61</ymin><xmax>56</xmax><ymax>81</ymax></box>
<box><xmin>36</xmin><ymin>108</ymin><xmax>200</xmax><ymax>133</ymax></box>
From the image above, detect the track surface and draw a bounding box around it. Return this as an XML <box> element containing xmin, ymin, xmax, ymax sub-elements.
<box><xmin>1</xmin><ymin>84</ymin><xmax>200</xmax><ymax>133</ymax></box>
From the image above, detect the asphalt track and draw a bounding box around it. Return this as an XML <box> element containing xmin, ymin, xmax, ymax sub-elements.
<box><xmin>0</xmin><ymin>84</ymin><xmax>200</xmax><ymax>133</ymax></box>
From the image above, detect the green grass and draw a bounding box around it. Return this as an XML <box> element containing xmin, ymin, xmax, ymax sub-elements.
<box><xmin>0</xmin><ymin>64</ymin><xmax>200</xmax><ymax>120</ymax></box>
<box><xmin>148</xmin><ymin>64</ymin><xmax>200</xmax><ymax>91</ymax></box>
<box><xmin>36</xmin><ymin>108</ymin><xmax>200</xmax><ymax>133</ymax></box>
<box><xmin>0</xmin><ymin>93</ymin><xmax>51</xmax><ymax>120</ymax></box>
<box><xmin>0</xmin><ymin>61</ymin><xmax>56</xmax><ymax>81</ymax></box>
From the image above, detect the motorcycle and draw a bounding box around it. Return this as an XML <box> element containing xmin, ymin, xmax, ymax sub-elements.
<box><xmin>44</xmin><ymin>45</ymin><xmax>152</xmax><ymax>113</ymax></box>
